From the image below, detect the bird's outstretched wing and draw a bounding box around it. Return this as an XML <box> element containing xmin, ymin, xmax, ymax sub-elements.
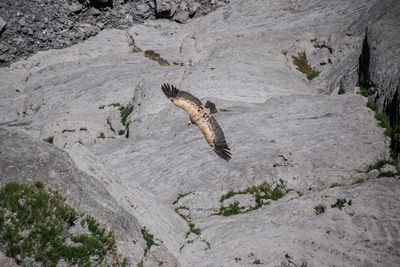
<box><xmin>161</xmin><ymin>83</ymin><xmax>202</xmax><ymax>106</ymax></box>
<box><xmin>208</xmin><ymin>116</ymin><xmax>231</xmax><ymax>161</ymax></box>
<box><xmin>162</xmin><ymin>83</ymin><xmax>231</xmax><ymax>161</ymax></box>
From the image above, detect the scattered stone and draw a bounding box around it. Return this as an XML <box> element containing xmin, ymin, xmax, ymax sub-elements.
<box><xmin>173</xmin><ymin>10</ymin><xmax>189</xmax><ymax>23</ymax></box>
<box><xmin>155</xmin><ymin>0</ymin><xmax>172</xmax><ymax>17</ymax></box>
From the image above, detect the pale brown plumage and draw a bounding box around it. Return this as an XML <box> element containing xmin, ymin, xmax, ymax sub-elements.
<box><xmin>162</xmin><ymin>83</ymin><xmax>231</xmax><ymax>161</ymax></box>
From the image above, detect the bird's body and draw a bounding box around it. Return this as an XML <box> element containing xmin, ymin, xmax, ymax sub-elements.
<box><xmin>162</xmin><ymin>84</ymin><xmax>231</xmax><ymax>161</ymax></box>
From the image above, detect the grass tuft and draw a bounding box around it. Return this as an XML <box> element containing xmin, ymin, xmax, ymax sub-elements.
<box><xmin>215</xmin><ymin>181</ymin><xmax>288</xmax><ymax>216</ymax></box>
<box><xmin>314</xmin><ymin>204</ymin><xmax>326</xmax><ymax>215</ymax></box>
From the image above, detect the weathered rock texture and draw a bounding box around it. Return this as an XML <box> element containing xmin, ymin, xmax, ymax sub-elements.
<box><xmin>0</xmin><ymin>0</ymin><xmax>226</xmax><ymax>66</ymax></box>
<box><xmin>1</xmin><ymin>0</ymin><xmax>399</xmax><ymax>266</ymax></box>
<box><xmin>363</xmin><ymin>1</ymin><xmax>400</xmax><ymax>163</ymax></box>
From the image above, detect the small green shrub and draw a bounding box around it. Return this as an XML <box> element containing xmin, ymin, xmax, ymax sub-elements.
<box><xmin>375</xmin><ymin>112</ymin><xmax>391</xmax><ymax>136</ymax></box>
<box><xmin>314</xmin><ymin>204</ymin><xmax>326</xmax><ymax>215</ymax></box>
<box><xmin>98</xmin><ymin>132</ymin><xmax>105</xmax><ymax>139</ymax></box>
<box><xmin>331</xmin><ymin>198</ymin><xmax>352</xmax><ymax>210</ymax></box>
<box><xmin>366</xmin><ymin>101</ymin><xmax>377</xmax><ymax>111</ymax></box>
<box><xmin>43</xmin><ymin>136</ymin><xmax>54</xmax><ymax>144</ymax></box>
<box><xmin>185</xmin><ymin>223</ymin><xmax>201</xmax><ymax>237</ymax></box>
<box><xmin>79</xmin><ymin>127</ymin><xmax>88</xmax><ymax>131</ymax></box>
<box><xmin>141</xmin><ymin>227</ymin><xmax>156</xmax><ymax>256</ymax></box>
<box><xmin>62</xmin><ymin>129</ymin><xmax>75</xmax><ymax>133</ymax></box>
<box><xmin>217</xmin><ymin>201</ymin><xmax>242</xmax><ymax>216</ymax></box>
<box><xmin>306</xmin><ymin>69</ymin><xmax>320</xmax><ymax>81</ymax></box>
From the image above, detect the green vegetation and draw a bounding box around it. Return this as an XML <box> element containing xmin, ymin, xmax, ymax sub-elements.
<box><xmin>172</xmin><ymin>192</ymin><xmax>192</xmax><ymax>205</ymax></box>
<box><xmin>0</xmin><ymin>181</ymin><xmax>128</xmax><ymax>266</ymax></box>
<box><xmin>174</xmin><ymin>206</ymin><xmax>190</xmax><ymax>222</ymax></box>
<box><xmin>281</xmin><ymin>50</ymin><xmax>287</xmax><ymax>56</ymax></box>
<box><xmin>331</xmin><ymin>198</ymin><xmax>352</xmax><ymax>210</ymax></box>
<box><xmin>43</xmin><ymin>136</ymin><xmax>54</xmax><ymax>144</ymax></box>
<box><xmin>99</xmin><ymin>102</ymin><xmax>134</xmax><ymax>138</ymax></box>
<box><xmin>62</xmin><ymin>129</ymin><xmax>75</xmax><ymax>133</ymax></box>
<box><xmin>292</xmin><ymin>51</ymin><xmax>320</xmax><ymax>81</ymax></box>
<box><xmin>98</xmin><ymin>132</ymin><xmax>105</xmax><ymax>139</ymax></box>
<box><xmin>377</xmin><ymin>171</ymin><xmax>397</xmax><ymax>178</ymax></box>
<box><xmin>185</xmin><ymin>223</ymin><xmax>201</xmax><ymax>238</ymax></box>
<box><xmin>366</xmin><ymin>101</ymin><xmax>377</xmax><ymax>111</ymax></box>
<box><xmin>215</xmin><ymin>181</ymin><xmax>288</xmax><ymax>216</ymax></box>
<box><xmin>253</xmin><ymin>259</ymin><xmax>262</xmax><ymax>264</ymax></box>
<box><xmin>141</xmin><ymin>227</ymin><xmax>157</xmax><ymax>256</ymax></box>
<box><xmin>306</xmin><ymin>69</ymin><xmax>320</xmax><ymax>81</ymax></box>
<box><xmin>314</xmin><ymin>204</ymin><xmax>326</xmax><ymax>215</ymax></box>
<box><xmin>219</xmin><ymin>108</ymin><xmax>229</xmax><ymax>112</ymax></box>
<box><xmin>79</xmin><ymin>127</ymin><xmax>88</xmax><ymax>131</ymax></box>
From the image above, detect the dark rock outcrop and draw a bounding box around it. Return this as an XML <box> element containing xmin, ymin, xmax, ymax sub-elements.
<box><xmin>0</xmin><ymin>0</ymin><xmax>226</xmax><ymax>66</ymax></box>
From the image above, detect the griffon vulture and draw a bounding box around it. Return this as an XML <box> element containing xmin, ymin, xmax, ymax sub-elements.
<box><xmin>162</xmin><ymin>84</ymin><xmax>231</xmax><ymax>161</ymax></box>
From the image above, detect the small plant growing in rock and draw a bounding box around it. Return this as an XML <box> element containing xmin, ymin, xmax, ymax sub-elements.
<box><xmin>331</xmin><ymin>198</ymin><xmax>352</xmax><ymax>210</ymax></box>
<box><xmin>79</xmin><ymin>127</ymin><xmax>88</xmax><ymax>131</ymax></box>
<box><xmin>172</xmin><ymin>192</ymin><xmax>192</xmax><ymax>205</ymax></box>
<box><xmin>253</xmin><ymin>259</ymin><xmax>262</xmax><ymax>264</ymax></box>
<box><xmin>43</xmin><ymin>136</ymin><xmax>54</xmax><ymax>144</ymax></box>
<box><xmin>98</xmin><ymin>132</ymin><xmax>106</xmax><ymax>139</ymax></box>
<box><xmin>185</xmin><ymin>223</ymin><xmax>201</xmax><ymax>238</ymax></box>
<box><xmin>306</xmin><ymin>69</ymin><xmax>320</xmax><ymax>81</ymax></box>
<box><xmin>292</xmin><ymin>51</ymin><xmax>321</xmax><ymax>81</ymax></box>
<box><xmin>141</xmin><ymin>227</ymin><xmax>157</xmax><ymax>256</ymax></box>
<box><xmin>215</xmin><ymin>180</ymin><xmax>288</xmax><ymax>216</ymax></box>
<box><xmin>62</xmin><ymin>129</ymin><xmax>75</xmax><ymax>133</ymax></box>
<box><xmin>314</xmin><ymin>204</ymin><xmax>326</xmax><ymax>215</ymax></box>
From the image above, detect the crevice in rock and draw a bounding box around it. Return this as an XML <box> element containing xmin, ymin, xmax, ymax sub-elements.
<box><xmin>358</xmin><ymin>29</ymin><xmax>373</xmax><ymax>89</ymax></box>
<box><xmin>358</xmin><ymin>29</ymin><xmax>400</xmax><ymax>163</ymax></box>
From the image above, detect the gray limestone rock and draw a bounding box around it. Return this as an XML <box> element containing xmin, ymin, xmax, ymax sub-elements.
<box><xmin>0</xmin><ymin>16</ymin><xmax>5</xmax><ymax>34</ymax></box>
<box><xmin>0</xmin><ymin>0</ymin><xmax>399</xmax><ymax>266</ymax></box>
<box><xmin>173</xmin><ymin>10</ymin><xmax>189</xmax><ymax>23</ymax></box>
<box><xmin>155</xmin><ymin>0</ymin><xmax>172</xmax><ymax>17</ymax></box>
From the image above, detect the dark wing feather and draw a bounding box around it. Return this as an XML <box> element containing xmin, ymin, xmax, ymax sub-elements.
<box><xmin>161</xmin><ymin>83</ymin><xmax>202</xmax><ymax>106</ymax></box>
<box><xmin>208</xmin><ymin>116</ymin><xmax>231</xmax><ymax>161</ymax></box>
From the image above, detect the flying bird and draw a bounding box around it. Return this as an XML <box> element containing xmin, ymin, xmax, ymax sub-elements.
<box><xmin>161</xmin><ymin>83</ymin><xmax>231</xmax><ymax>161</ymax></box>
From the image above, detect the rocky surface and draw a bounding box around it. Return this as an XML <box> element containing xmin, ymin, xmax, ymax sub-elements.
<box><xmin>364</xmin><ymin>1</ymin><xmax>400</xmax><ymax>164</ymax></box>
<box><xmin>1</xmin><ymin>0</ymin><xmax>400</xmax><ymax>266</ymax></box>
<box><xmin>0</xmin><ymin>0</ymin><xmax>228</xmax><ymax>66</ymax></box>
